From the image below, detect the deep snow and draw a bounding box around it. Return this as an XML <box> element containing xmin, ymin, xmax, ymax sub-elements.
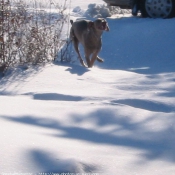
<box><xmin>1</xmin><ymin>0</ymin><xmax>175</xmax><ymax>174</ymax></box>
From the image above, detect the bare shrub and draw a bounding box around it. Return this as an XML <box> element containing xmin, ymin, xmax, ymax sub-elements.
<box><xmin>0</xmin><ymin>0</ymin><xmax>70</xmax><ymax>73</ymax></box>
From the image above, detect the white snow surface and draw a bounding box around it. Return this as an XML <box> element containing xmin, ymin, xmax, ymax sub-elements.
<box><xmin>1</xmin><ymin>1</ymin><xmax>175</xmax><ymax>175</ymax></box>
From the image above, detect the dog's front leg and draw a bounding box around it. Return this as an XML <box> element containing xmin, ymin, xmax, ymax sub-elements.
<box><xmin>89</xmin><ymin>51</ymin><xmax>99</xmax><ymax>68</ymax></box>
<box><xmin>84</xmin><ymin>49</ymin><xmax>91</xmax><ymax>67</ymax></box>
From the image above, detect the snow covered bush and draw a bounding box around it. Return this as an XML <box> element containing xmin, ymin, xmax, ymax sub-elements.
<box><xmin>0</xmin><ymin>0</ymin><xmax>70</xmax><ymax>73</ymax></box>
<box><xmin>83</xmin><ymin>3</ymin><xmax>131</xmax><ymax>18</ymax></box>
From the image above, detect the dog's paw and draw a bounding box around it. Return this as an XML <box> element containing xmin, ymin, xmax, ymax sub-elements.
<box><xmin>97</xmin><ymin>57</ymin><xmax>104</xmax><ymax>63</ymax></box>
<box><xmin>80</xmin><ymin>60</ymin><xmax>88</xmax><ymax>68</ymax></box>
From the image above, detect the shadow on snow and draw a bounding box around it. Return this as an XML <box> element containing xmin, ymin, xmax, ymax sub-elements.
<box><xmin>26</xmin><ymin>149</ymin><xmax>98</xmax><ymax>173</ymax></box>
<box><xmin>111</xmin><ymin>99</ymin><xmax>175</xmax><ymax>113</ymax></box>
<box><xmin>1</xmin><ymin>109</ymin><xmax>175</xmax><ymax>164</ymax></box>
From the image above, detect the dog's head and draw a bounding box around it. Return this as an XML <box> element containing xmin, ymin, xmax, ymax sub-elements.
<box><xmin>88</xmin><ymin>18</ymin><xmax>110</xmax><ymax>32</ymax></box>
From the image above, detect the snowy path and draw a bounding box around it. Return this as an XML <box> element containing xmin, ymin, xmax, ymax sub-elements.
<box><xmin>1</xmin><ymin>62</ymin><xmax>175</xmax><ymax>174</ymax></box>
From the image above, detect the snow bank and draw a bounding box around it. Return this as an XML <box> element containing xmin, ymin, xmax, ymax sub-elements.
<box><xmin>73</xmin><ymin>3</ymin><xmax>131</xmax><ymax>18</ymax></box>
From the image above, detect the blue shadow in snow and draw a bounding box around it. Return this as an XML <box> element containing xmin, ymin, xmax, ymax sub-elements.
<box><xmin>24</xmin><ymin>92</ymin><xmax>85</xmax><ymax>101</ymax></box>
<box><xmin>112</xmin><ymin>99</ymin><xmax>175</xmax><ymax>113</ymax></box>
<box><xmin>54</xmin><ymin>62</ymin><xmax>90</xmax><ymax>76</ymax></box>
<box><xmin>27</xmin><ymin>149</ymin><xmax>98</xmax><ymax>173</ymax></box>
<box><xmin>1</xmin><ymin>114</ymin><xmax>175</xmax><ymax>163</ymax></box>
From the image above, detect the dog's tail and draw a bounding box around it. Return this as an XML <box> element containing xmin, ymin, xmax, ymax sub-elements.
<box><xmin>70</xmin><ymin>20</ymin><xmax>73</xmax><ymax>25</ymax></box>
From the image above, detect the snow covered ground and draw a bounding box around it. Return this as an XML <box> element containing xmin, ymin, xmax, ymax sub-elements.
<box><xmin>1</xmin><ymin>0</ymin><xmax>175</xmax><ymax>174</ymax></box>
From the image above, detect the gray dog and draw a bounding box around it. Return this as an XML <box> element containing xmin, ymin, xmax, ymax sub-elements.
<box><xmin>70</xmin><ymin>18</ymin><xmax>110</xmax><ymax>68</ymax></box>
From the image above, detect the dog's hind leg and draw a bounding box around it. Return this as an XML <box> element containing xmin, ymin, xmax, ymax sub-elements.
<box><xmin>70</xmin><ymin>25</ymin><xmax>87</xmax><ymax>67</ymax></box>
<box><xmin>72</xmin><ymin>37</ymin><xmax>87</xmax><ymax>67</ymax></box>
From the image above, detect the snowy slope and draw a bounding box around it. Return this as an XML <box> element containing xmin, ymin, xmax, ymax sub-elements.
<box><xmin>1</xmin><ymin>1</ymin><xmax>175</xmax><ymax>174</ymax></box>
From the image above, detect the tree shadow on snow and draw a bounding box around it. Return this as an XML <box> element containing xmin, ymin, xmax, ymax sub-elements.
<box><xmin>26</xmin><ymin>149</ymin><xmax>98</xmax><ymax>173</ymax></box>
<box><xmin>23</xmin><ymin>92</ymin><xmax>85</xmax><ymax>101</ymax></box>
<box><xmin>0</xmin><ymin>64</ymin><xmax>44</xmax><ymax>90</ymax></box>
<box><xmin>111</xmin><ymin>99</ymin><xmax>175</xmax><ymax>113</ymax></box>
<box><xmin>1</xmin><ymin>111</ymin><xmax>175</xmax><ymax>163</ymax></box>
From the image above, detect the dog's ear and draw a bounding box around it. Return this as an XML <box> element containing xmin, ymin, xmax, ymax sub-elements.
<box><xmin>105</xmin><ymin>23</ymin><xmax>110</xmax><ymax>31</ymax></box>
<box><xmin>88</xmin><ymin>21</ymin><xmax>94</xmax><ymax>29</ymax></box>
<box><xmin>70</xmin><ymin>20</ymin><xmax>73</xmax><ymax>25</ymax></box>
<box><xmin>101</xmin><ymin>19</ymin><xmax>110</xmax><ymax>31</ymax></box>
